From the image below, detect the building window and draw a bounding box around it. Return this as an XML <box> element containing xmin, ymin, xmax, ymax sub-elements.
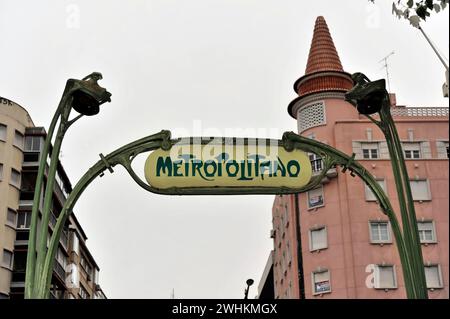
<box><xmin>417</xmin><ymin>221</ymin><xmax>436</xmax><ymax>243</ymax></box>
<box><xmin>369</xmin><ymin>221</ymin><xmax>391</xmax><ymax>244</ymax></box>
<box><xmin>410</xmin><ymin>180</ymin><xmax>431</xmax><ymax>201</ymax></box>
<box><xmin>13</xmin><ymin>250</ymin><xmax>27</xmax><ymax>272</ymax></box>
<box><xmin>361</xmin><ymin>142</ymin><xmax>379</xmax><ymax>159</ymax></box>
<box><xmin>436</xmin><ymin>141</ymin><xmax>449</xmax><ymax>159</ymax></box>
<box><xmin>79</xmin><ymin>284</ymin><xmax>90</xmax><ymax>299</ymax></box>
<box><xmin>403</xmin><ymin>142</ymin><xmax>421</xmax><ymax>159</ymax></box>
<box><xmin>365</xmin><ymin>179</ymin><xmax>386</xmax><ymax>201</ymax></box>
<box><xmin>17</xmin><ymin>212</ymin><xmax>32</xmax><ymax>229</ymax></box>
<box><xmin>312</xmin><ymin>270</ymin><xmax>331</xmax><ymax>295</ymax></box>
<box><xmin>10</xmin><ymin>169</ymin><xmax>21</xmax><ymax>188</ymax></box>
<box><xmin>0</xmin><ymin>163</ymin><xmax>3</xmax><ymax>180</ymax></box>
<box><xmin>13</xmin><ymin>130</ymin><xmax>24</xmax><ymax>149</ymax></box>
<box><xmin>425</xmin><ymin>265</ymin><xmax>443</xmax><ymax>289</ymax></box>
<box><xmin>2</xmin><ymin>249</ymin><xmax>13</xmax><ymax>270</ymax></box>
<box><xmin>307</xmin><ymin>186</ymin><xmax>324</xmax><ymax>209</ymax></box>
<box><xmin>80</xmin><ymin>254</ymin><xmax>93</xmax><ymax>280</ymax></box>
<box><xmin>374</xmin><ymin>265</ymin><xmax>397</xmax><ymax>289</ymax></box>
<box><xmin>24</xmin><ymin>135</ymin><xmax>42</xmax><ymax>152</ymax></box>
<box><xmin>309</xmin><ymin>153</ymin><xmax>323</xmax><ymax>173</ymax></box>
<box><xmin>6</xmin><ymin>208</ymin><xmax>17</xmax><ymax>227</ymax></box>
<box><xmin>309</xmin><ymin>227</ymin><xmax>328</xmax><ymax>251</ymax></box>
<box><xmin>0</xmin><ymin>124</ymin><xmax>6</xmax><ymax>141</ymax></box>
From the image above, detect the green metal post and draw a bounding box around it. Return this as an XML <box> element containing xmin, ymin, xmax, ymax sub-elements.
<box><xmin>345</xmin><ymin>72</ymin><xmax>428</xmax><ymax>299</ymax></box>
<box><xmin>380</xmin><ymin>104</ymin><xmax>428</xmax><ymax>298</ymax></box>
<box><xmin>33</xmin><ymin>100</ymin><xmax>72</xmax><ymax>294</ymax></box>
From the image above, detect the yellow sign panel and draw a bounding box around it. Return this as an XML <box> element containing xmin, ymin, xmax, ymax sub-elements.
<box><xmin>144</xmin><ymin>139</ymin><xmax>312</xmax><ymax>190</ymax></box>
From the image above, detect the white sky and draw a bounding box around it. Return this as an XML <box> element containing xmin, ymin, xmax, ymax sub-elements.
<box><xmin>1</xmin><ymin>0</ymin><xmax>448</xmax><ymax>298</ymax></box>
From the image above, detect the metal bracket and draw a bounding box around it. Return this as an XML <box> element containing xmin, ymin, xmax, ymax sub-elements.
<box><xmin>99</xmin><ymin>153</ymin><xmax>114</xmax><ymax>177</ymax></box>
<box><xmin>341</xmin><ymin>153</ymin><xmax>356</xmax><ymax>176</ymax></box>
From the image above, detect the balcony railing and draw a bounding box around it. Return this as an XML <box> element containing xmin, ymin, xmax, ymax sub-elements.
<box><xmin>49</xmin><ymin>212</ymin><xmax>57</xmax><ymax>229</ymax></box>
<box><xmin>60</xmin><ymin>230</ymin><xmax>69</xmax><ymax>250</ymax></box>
<box><xmin>390</xmin><ymin>107</ymin><xmax>449</xmax><ymax>117</ymax></box>
<box><xmin>53</xmin><ymin>260</ymin><xmax>66</xmax><ymax>281</ymax></box>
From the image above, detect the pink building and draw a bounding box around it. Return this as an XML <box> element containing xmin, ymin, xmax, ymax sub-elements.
<box><xmin>270</xmin><ymin>16</ymin><xmax>449</xmax><ymax>299</ymax></box>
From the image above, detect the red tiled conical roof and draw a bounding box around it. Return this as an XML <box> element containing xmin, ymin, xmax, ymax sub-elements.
<box><xmin>288</xmin><ymin>16</ymin><xmax>354</xmax><ymax>118</ymax></box>
<box><xmin>305</xmin><ymin>16</ymin><xmax>344</xmax><ymax>74</ymax></box>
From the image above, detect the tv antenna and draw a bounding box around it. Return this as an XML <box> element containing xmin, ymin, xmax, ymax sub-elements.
<box><xmin>379</xmin><ymin>51</ymin><xmax>395</xmax><ymax>92</ymax></box>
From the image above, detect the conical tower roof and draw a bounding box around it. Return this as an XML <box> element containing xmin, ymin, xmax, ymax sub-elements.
<box><xmin>305</xmin><ymin>16</ymin><xmax>344</xmax><ymax>74</ymax></box>
<box><xmin>288</xmin><ymin>16</ymin><xmax>353</xmax><ymax>118</ymax></box>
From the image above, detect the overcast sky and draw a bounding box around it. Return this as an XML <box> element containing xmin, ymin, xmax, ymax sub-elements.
<box><xmin>1</xmin><ymin>1</ymin><xmax>448</xmax><ymax>298</ymax></box>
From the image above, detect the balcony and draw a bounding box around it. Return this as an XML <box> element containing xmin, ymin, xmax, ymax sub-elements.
<box><xmin>49</xmin><ymin>212</ymin><xmax>57</xmax><ymax>229</ymax></box>
<box><xmin>60</xmin><ymin>230</ymin><xmax>69</xmax><ymax>250</ymax></box>
<box><xmin>53</xmin><ymin>260</ymin><xmax>66</xmax><ymax>282</ymax></box>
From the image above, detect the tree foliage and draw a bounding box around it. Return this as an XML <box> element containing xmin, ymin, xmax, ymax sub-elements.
<box><xmin>370</xmin><ymin>0</ymin><xmax>449</xmax><ymax>27</ymax></box>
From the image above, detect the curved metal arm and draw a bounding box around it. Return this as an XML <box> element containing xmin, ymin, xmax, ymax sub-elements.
<box><xmin>35</xmin><ymin>130</ymin><xmax>170</xmax><ymax>298</ymax></box>
<box><xmin>33</xmin><ymin>129</ymin><xmax>407</xmax><ymax>298</ymax></box>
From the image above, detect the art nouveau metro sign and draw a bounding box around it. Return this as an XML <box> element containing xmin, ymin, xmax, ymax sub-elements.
<box><xmin>144</xmin><ymin>138</ymin><xmax>312</xmax><ymax>191</ymax></box>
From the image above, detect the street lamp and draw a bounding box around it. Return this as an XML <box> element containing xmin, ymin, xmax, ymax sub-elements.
<box><xmin>345</xmin><ymin>72</ymin><xmax>428</xmax><ymax>299</ymax></box>
<box><xmin>244</xmin><ymin>279</ymin><xmax>254</xmax><ymax>299</ymax></box>
<box><xmin>25</xmin><ymin>72</ymin><xmax>111</xmax><ymax>299</ymax></box>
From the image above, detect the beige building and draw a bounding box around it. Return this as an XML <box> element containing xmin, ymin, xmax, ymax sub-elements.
<box><xmin>0</xmin><ymin>96</ymin><xmax>106</xmax><ymax>299</ymax></box>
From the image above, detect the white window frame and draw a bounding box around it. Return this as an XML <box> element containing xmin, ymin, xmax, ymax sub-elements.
<box><xmin>369</xmin><ymin>221</ymin><xmax>392</xmax><ymax>244</ymax></box>
<box><xmin>403</xmin><ymin>142</ymin><xmax>421</xmax><ymax>159</ymax></box>
<box><xmin>365</xmin><ymin>179</ymin><xmax>386</xmax><ymax>202</ymax></box>
<box><xmin>311</xmin><ymin>269</ymin><xmax>331</xmax><ymax>295</ymax></box>
<box><xmin>2</xmin><ymin>249</ymin><xmax>13</xmax><ymax>270</ymax></box>
<box><xmin>309</xmin><ymin>153</ymin><xmax>323</xmax><ymax>173</ymax></box>
<box><xmin>410</xmin><ymin>180</ymin><xmax>432</xmax><ymax>201</ymax></box>
<box><xmin>361</xmin><ymin>142</ymin><xmax>380</xmax><ymax>159</ymax></box>
<box><xmin>13</xmin><ymin>130</ymin><xmax>24</xmax><ymax>149</ymax></box>
<box><xmin>417</xmin><ymin>220</ymin><xmax>437</xmax><ymax>244</ymax></box>
<box><xmin>24</xmin><ymin>135</ymin><xmax>43</xmax><ymax>152</ymax></box>
<box><xmin>0</xmin><ymin>124</ymin><xmax>6</xmax><ymax>141</ymax></box>
<box><xmin>309</xmin><ymin>226</ymin><xmax>328</xmax><ymax>251</ymax></box>
<box><xmin>374</xmin><ymin>265</ymin><xmax>397</xmax><ymax>290</ymax></box>
<box><xmin>17</xmin><ymin>211</ymin><xmax>32</xmax><ymax>229</ymax></box>
<box><xmin>424</xmin><ymin>264</ymin><xmax>444</xmax><ymax>289</ymax></box>
<box><xmin>307</xmin><ymin>186</ymin><xmax>325</xmax><ymax>210</ymax></box>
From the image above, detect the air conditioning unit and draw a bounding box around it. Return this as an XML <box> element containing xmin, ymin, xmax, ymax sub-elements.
<box><xmin>87</xmin><ymin>274</ymin><xmax>92</xmax><ymax>282</ymax></box>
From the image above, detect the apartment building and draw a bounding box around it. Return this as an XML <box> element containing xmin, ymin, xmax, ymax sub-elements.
<box><xmin>270</xmin><ymin>16</ymin><xmax>449</xmax><ymax>299</ymax></box>
<box><xmin>0</xmin><ymin>96</ymin><xmax>106</xmax><ymax>299</ymax></box>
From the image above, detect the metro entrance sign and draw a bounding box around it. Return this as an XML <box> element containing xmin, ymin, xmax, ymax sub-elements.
<box><xmin>25</xmin><ymin>72</ymin><xmax>428</xmax><ymax>299</ymax></box>
<box><xmin>145</xmin><ymin>138</ymin><xmax>312</xmax><ymax>191</ymax></box>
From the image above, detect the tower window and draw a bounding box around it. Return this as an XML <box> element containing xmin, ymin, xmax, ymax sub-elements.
<box><xmin>403</xmin><ymin>142</ymin><xmax>421</xmax><ymax>159</ymax></box>
<box><xmin>361</xmin><ymin>142</ymin><xmax>379</xmax><ymax>159</ymax></box>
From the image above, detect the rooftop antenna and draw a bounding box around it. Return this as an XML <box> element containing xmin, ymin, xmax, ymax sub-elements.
<box><xmin>379</xmin><ymin>51</ymin><xmax>395</xmax><ymax>93</ymax></box>
<box><xmin>170</xmin><ymin>288</ymin><xmax>175</xmax><ymax>299</ymax></box>
<box><xmin>417</xmin><ymin>25</ymin><xmax>449</xmax><ymax>98</ymax></box>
